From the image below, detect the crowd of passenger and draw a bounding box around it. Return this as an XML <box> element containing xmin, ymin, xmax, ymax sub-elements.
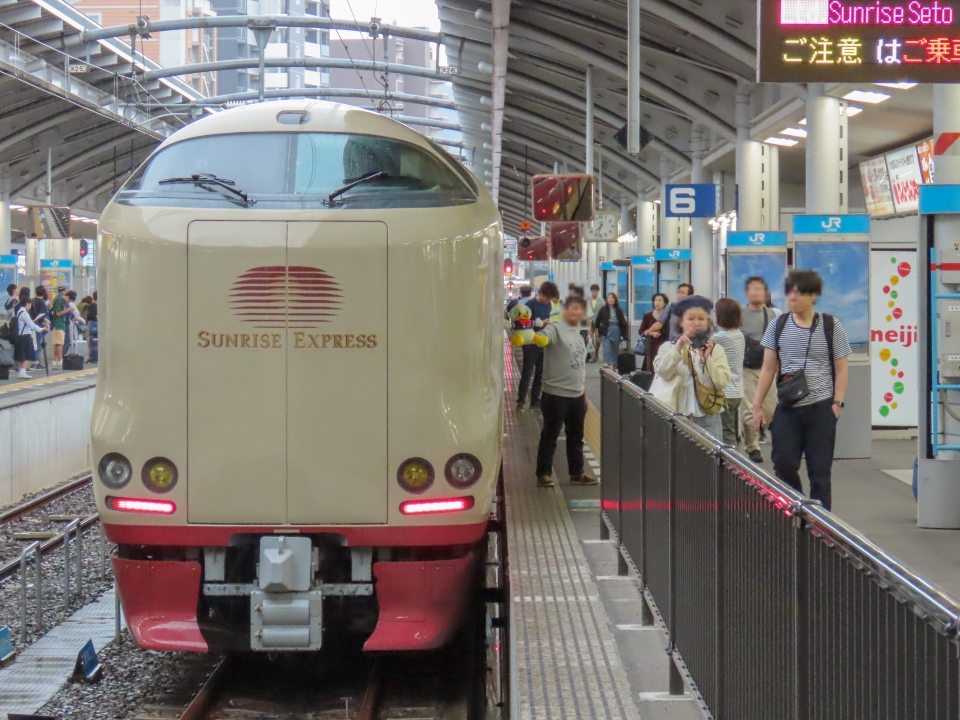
<box><xmin>506</xmin><ymin>269</ymin><xmax>851</xmax><ymax>511</ymax></box>
<box><xmin>1</xmin><ymin>283</ymin><xmax>98</xmax><ymax>380</ymax></box>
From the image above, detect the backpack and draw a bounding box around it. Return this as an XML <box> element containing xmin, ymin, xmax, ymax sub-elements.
<box><xmin>0</xmin><ymin>305</ymin><xmax>17</xmax><ymax>342</ymax></box>
<box><xmin>743</xmin><ymin>307</ymin><xmax>775</xmax><ymax>369</ymax></box>
<box><xmin>774</xmin><ymin>312</ymin><xmax>836</xmax><ymax>382</ymax></box>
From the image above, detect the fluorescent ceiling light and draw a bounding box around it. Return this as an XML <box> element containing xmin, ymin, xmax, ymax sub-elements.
<box><xmin>799</xmin><ymin>117</ymin><xmax>806</xmax><ymax>125</ymax></box>
<box><xmin>846</xmin><ymin>105</ymin><xmax>864</xmax><ymax>117</ymax></box>
<box><xmin>781</xmin><ymin>127</ymin><xmax>807</xmax><ymax>138</ymax></box>
<box><xmin>875</xmin><ymin>82</ymin><xmax>917</xmax><ymax>89</ymax></box>
<box><xmin>843</xmin><ymin>90</ymin><xmax>890</xmax><ymax>104</ymax></box>
<box><xmin>766</xmin><ymin>137</ymin><xmax>799</xmax><ymax>147</ymax></box>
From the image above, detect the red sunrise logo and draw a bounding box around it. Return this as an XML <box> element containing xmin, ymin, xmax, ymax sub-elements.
<box><xmin>229</xmin><ymin>266</ymin><xmax>343</xmax><ymax>329</ymax></box>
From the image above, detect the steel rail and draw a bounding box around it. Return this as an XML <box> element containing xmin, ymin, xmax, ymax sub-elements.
<box><xmin>607</xmin><ymin>369</ymin><xmax>960</xmax><ymax>635</ymax></box>
<box><xmin>0</xmin><ymin>473</ymin><xmax>93</xmax><ymax>525</ymax></box>
<box><xmin>0</xmin><ymin>512</ymin><xmax>99</xmax><ymax>581</ymax></box>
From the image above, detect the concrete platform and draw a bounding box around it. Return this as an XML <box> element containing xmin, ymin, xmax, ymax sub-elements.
<box><xmin>0</xmin><ymin>589</ymin><xmax>118</xmax><ymax>717</ymax></box>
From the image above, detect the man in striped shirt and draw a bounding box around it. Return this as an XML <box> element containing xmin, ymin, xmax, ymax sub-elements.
<box><xmin>751</xmin><ymin>270</ymin><xmax>851</xmax><ymax>511</ymax></box>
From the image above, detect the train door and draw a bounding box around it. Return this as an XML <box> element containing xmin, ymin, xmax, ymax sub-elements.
<box><xmin>186</xmin><ymin>221</ymin><xmax>288</xmax><ymax>524</ymax></box>
<box><xmin>285</xmin><ymin>222</ymin><xmax>388</xmax><ymax>524</ymax></box>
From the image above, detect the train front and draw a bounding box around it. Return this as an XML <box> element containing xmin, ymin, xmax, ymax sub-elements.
<box><xmin>91</xmin><ymin>101</ymin><xmax>504</xmax><ymax>653</ymax></box>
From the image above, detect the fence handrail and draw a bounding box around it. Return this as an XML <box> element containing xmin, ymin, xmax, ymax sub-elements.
<box><xmin>604</xmin><ymin>368</ymin><xmax>960</xmax><ymax>637</ymax></box>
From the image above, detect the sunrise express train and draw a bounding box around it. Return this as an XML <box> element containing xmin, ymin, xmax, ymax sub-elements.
<box><xmin>91</xmin><ymin>101</ymin><xmax>503</xmax><ymax>652</ymax></box>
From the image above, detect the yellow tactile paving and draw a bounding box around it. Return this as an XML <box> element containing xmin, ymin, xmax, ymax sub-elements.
<box><xmin>0</xmin><ymin>367</ymin><xmax>98</xmax><ymax>395</ymax></box>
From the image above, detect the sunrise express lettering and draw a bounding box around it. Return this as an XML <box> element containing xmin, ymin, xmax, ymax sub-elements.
<box><xmin>196</xmin><ymin>331</ymin><xmax>378</xmax><ymax>349</ymax></box>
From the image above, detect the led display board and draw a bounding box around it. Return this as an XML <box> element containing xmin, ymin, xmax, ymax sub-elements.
<box><xmin>759</xmin><ymin>0</ymin><xmax>960</xmax><ymax>81</ymax></box>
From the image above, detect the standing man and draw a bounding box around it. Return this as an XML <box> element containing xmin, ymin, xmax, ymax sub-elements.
<box><xmin>532</xmin><ymin>296</ymin><xmax>597</xmax><ymax>487</ymax></box>
<box><xmin>586</xmin><ymin>284</ymin><xmax>603</xmax><ymax>362</ymax></box>
<box><xmin>647</xmin><ymin>282</ymin><xmax>693</xmax><ymax>343</ymax></box>
<box><xmin>517</xmin><ymin>281</ymin><xmax>560</xmax><ymax>412</ymax></box>
<box><xmin>50</xmin><ymin>286</ymin><xmax>71</xmax><ymax>369</ymax></box>
<box><xmin>752</xmin><ymin>270</ymin><xmax>850</xmax><ymax>511</ymax></box>
<box><xmin>741</xmin><ymin>277</ymin><xmax>780</xmax><ymax>463</ymax></box>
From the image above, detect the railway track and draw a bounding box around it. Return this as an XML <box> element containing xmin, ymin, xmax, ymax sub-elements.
<box><xmin>0</xmin><ymin>473</ymin><xmax>99</xmax><ymax>582</ymax></box>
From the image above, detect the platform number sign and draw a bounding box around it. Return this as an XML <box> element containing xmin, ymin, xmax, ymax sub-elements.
<box><xmin>760</xmin><ymin>0</ymin><xmax>960</xmax><ymax>82</ymax></box>
<box><xmin>664</xmin><ymin>184</ymin><xmax>719</xmax><ymax>218</ymax></box>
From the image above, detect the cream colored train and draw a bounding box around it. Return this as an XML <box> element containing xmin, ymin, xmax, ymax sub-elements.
<box><xmin>92</xmin><ymin>100</ymin><xmax>504</xmax><ymax>653</ymax></box>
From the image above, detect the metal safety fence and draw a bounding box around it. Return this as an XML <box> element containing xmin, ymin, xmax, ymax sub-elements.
<box><xmin>600</xmin><ymin>369</ymin><xmax>960</xmax><ymax>720</ymax></box>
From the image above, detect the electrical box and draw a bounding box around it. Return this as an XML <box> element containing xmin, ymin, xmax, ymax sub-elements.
<box><xmin>938</xmin><ymin>300</ymin><xmax>960</xmax><ymax>378</ymax></box>
<box><xmin>940</xmin><ymin>245</ymin><xmax>960</xmax><ymax>285</ymax></box>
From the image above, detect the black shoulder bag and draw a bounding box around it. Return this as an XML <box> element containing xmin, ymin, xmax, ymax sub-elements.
<box><xmin>743</xmin><ymin>307</ymin><xmax>771</xmax><ymax>369</ymax></box>
<box><xmin>773</xmin><ymin>313</ymin><xmax>819</xmax><ymax>407</ymax></box>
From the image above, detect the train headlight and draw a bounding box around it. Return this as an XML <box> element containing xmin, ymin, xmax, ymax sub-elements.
<box><xmin>98</xmin><ymin>453</ymin><xmax>132</xmax><ymax>490</ymax></box>
<box><xmin>444</xmin><ymin>453</ymin><xmax>483</xmax><ymax>489</ymax></box>
<box><xmin>397</xmin><ymin>457</ymin><xmax>435</xmax><ymax>494</ymax></box>
<box><xmin>142</xmin><ymin>457</ymin><xmax>178</xmax><ymax>493</ymax></box>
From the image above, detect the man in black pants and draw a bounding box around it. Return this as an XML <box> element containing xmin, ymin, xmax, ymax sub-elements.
<box><xmin>751</xmin><ymin>270</ymin><xmax>851</xmax><ymax>510</ymax></box>
<box><xmin>516</xmin><ymin>282</ymin><xmax>559</xmax><ymax>412</ymax></box>
<box><xmin>533</xmin><ymin>296</ymin><xmax>597</xmax><ymax>487</ymax></box>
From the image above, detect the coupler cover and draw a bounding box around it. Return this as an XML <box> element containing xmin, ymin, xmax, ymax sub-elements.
<box><xmin>250</xmin><ymin>590</ymin><xmax>323</xmax><ymax>650</ymax></box>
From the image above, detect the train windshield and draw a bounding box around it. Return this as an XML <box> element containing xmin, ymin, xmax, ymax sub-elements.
<box><xmin>119</xmin><ymin>132</ymin><xmax>477</xmax><ymax>209</ymax></box>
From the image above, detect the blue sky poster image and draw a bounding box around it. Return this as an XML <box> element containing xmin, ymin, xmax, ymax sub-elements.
<box><xmin>727</xmin><ymin>253</ymin><xmax>786</xmax><ymax>310</ymax></box>
<box><xmin>794</xmin><ymin>242</ymin><xmax>870</xmax><ymax>353</ymax></box>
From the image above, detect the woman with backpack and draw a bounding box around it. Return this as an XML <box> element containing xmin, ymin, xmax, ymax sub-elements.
<box><xmin>650</xmin><ymin>296</ymin><xmax>731</xmax><ymax>438</ymax></box>
<box><xmin>12</xmin><ymin>287</ymin><xmax>48</xmax><ymax>379</ymax></box>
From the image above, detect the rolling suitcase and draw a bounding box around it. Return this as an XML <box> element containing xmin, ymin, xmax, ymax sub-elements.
<box><xmin>617</xmin><ymin>341</ymin><xmax>636</xmax><ymax>375</ymax></box>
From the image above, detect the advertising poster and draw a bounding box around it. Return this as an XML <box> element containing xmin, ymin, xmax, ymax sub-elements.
<box><xmin>886</xmin><ymin>146</ymin><xmax>922</xmax><ymax>215</ymax></box>
<box><xmin>860</xmin><ymin>156</ymin><xmax>895</xmax><ymax>218</ymax></box>
<box><xmin>39</xmin><ymin>259</ymin><xmax>72</xmax><ymax>293</ymax></box>
<box><xmin>917</xmin><ymin>139</ymin><xmax>935</xmax><ymax>185</ymax></box>
<box><xmin>632</xmin><ymin>259</ymin><xmax>656</xmax><ymax>322</ymax></box>
<box><xmin>794</xmin><ymin>242</ymin><xmax>870</xmax><ymax>352</ymax></box>
<box><xmin>727</xmin><ymin>253</ymin><xmax>787</xmax><ymax>310</ymax></box>
<box><xmin>870</xmin><ymin>250</ymin><xmax>918</xmax><ymax>426</ymax></box>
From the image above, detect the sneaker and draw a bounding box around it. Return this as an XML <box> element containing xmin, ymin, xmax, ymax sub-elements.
<box><xmin>748</xmin><ymin>449</ymin><xmax>763</xmax><ymax>463</ymax></box>
<box><xmin>17</xmin><ymin>369</ymin><xmax>31</xmax><ymax>379</ymax></box>
<box><xmin>571</xmin><ymin>473</ymin><xmax>600</xmax><ymax>485</ymax></box>
<box><xmin>536</xmin><ymin>474</ymin><xmax>556</xmax><ymax>488</ymax></box>
<box><xmin>529</xmin><ymin>400</ymin><xmax>540</xmax><ymax>410</ymax></box>
<box><xmin>516</xmin><ymin>400</ymin><xmax>526</xmax><ymax>413</ymax></box>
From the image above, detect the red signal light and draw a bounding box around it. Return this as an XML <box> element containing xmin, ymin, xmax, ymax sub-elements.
<box><xmin>503</xmin><ymin>259</ymin><xmax>514</xmax><ymax>276</ymax></box>
<box><xmin>107</xmin><ymin>496</ymin><xmax>176</xmax><ymax>514</ymax></box>
<box><xmin>79</xmin><ymin>239</ymin><xmax>88</xmax><ymax>257</ymax></box>
<box><xmin>399</xmin><ymin>496</ymin><xmax>475</xmax><ymax>515</ymax></box>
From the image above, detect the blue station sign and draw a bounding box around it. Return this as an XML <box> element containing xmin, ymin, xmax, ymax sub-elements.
<box><xmin>726</xmin><ymin>231</ymin><xmax>788</xmax><ymax>248</ymax></box>
<box><xmin>654</xmin><ymin>248</ymin><xmax>692</xmax><ymax>262</ymax></box>
<box><xmin>664</xmin><ymin>184</ymin><xmax>719</xmax><ymax>218</ymax></box>
<box><xmin>919</xmin><ymin>185</ymin><xmax>960</xmax><ymax>215</ymax></box>
<box><xmin>792</xmin><ymin>214</ymin><xmax>871</xmax><ymax>235</ymax></box>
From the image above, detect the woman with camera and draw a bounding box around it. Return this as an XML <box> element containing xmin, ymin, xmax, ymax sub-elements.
<box><xmin>650</xmin><ymin>295</ymin><xmax>731</xmax><ymax>438</ymax></box>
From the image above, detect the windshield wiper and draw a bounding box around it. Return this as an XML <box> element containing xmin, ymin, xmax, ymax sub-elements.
<box><xmin>326</xmin><ymin>171</ymin><xmax>387</xmax><ymax>205</ymax></box>
<box><xmin>158</xmin><ymin>173</ymin><xmax>256</xmax><ymax>207</ymax></box>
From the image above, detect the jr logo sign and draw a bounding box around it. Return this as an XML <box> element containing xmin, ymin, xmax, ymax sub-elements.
<box><xmin>664</xmin><ymin>184</ymin><xmax>719</xmax><ymax>218</ymax></box>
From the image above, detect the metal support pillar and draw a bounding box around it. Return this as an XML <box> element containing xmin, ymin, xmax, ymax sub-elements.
<box><xmin>252</xmin><ymin>26</ymin><xmax>273</xmax><ymax>103</ymax></box>
<box><xmin>585</xmin><ymin>65</ymin><xmax>594</xmax><ymax>177</ymax></box>
<box><xmin>690</xmin><ymin>125</ymin><xmax>712</xmax><ymax>297</ymax></box>
<box><xmin>45</xmin><ymin>148</ymin><xmax>52</xmax><ymax>205</ymax></box>
<box><xmin>805</xmin><ymin>83</ymin><xmax>847</xmax><ymax>215</ymax></box>
<box><xmin>637</xmin><ymin>199</ymin><xmax>655</xmax><ymax>255</ymax></box>
<box><xmin>0</xmin><ymin>173</ymin><xmax>10</xmax><ymax>255</ymax></box>
<box><xmin>626</xmin><ymin>0</ymin><xmax>641</xmax><ymax>154</ymax></box>
<box><xmin>660</xmin><ymin>156</ymin><xmax>680</xmax><ymax>291</ymax></box>
<box><xmin>735</xmin><ymin>86</ymin><xmax>763</xmax><ymax>230</ymax></box>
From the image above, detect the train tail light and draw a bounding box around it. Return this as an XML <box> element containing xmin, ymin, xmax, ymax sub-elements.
<box><xmin>107</xmin><ymin>496</ymin><xmax>176</xmax><ymax>514</ymax></box>
<box><xmin>399</xmin><ymin>496</ymin><xmax>475</xmax><ymax>515</ymax></box>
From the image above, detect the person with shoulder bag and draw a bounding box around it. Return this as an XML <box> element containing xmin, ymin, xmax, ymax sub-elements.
<box><xmin>650</xmin><ymin>295</ymin><xmax>731</xmax><ymax>439</ymax></box>
<box><xmin>751</xmin><ymin>270</ymin><xmax>851</xmax><ymax>511</ymax></box>
<box><xmin>595</xmin><ymin>292</ymin><xmax>629</xmax><ymax>370</ymax></box>
<box><xmin>740</xmin><ymin>276</ymin><xmax>780</xmax><ymax>463</ymax></box>
<box><xmin>12</xmin><ymin>287</ymin><xmax>48</xmax><ymax>379</ymax></box>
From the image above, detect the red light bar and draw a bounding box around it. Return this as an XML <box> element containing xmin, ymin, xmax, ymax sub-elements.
<box><xmin>399</xmin><ymin>496</ymin><xmax>475</xmax><ymax>515</ymax></box>
<box><xmin>107</xmin><ymin>496</ymin><xmax>176</xmax><ymax>515</ymax></box>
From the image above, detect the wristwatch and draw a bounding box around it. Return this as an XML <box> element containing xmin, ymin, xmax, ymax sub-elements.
<box><xmin>833</xmin><ymin>400</ymin><xmax>845</xmax><ymax>409</ymax></box>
